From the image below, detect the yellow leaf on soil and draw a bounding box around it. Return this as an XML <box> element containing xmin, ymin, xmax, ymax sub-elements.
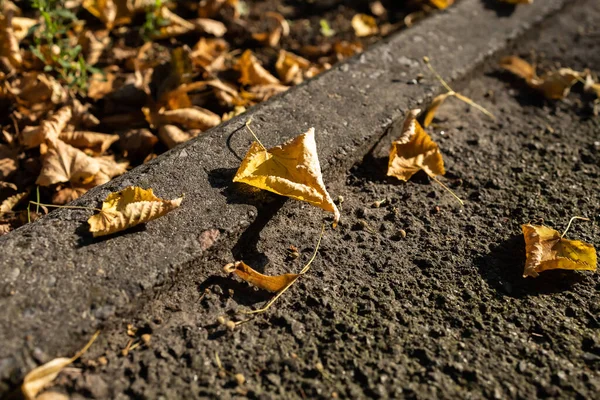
<box><xmin>59</xmin><ymin>131</ymin><xmax>119</xmax><ymax>154</ymax></box>
<box><xmin>500</xmin><ymin>56</ymin><xmax>583</xmax><ymax>100</ymax></box>
<box><xmin>429</xmin><ymin>0</ymin><xmax>455</xmax><ymax>9</ymax></box>
<box><xmin>351</xmin><ymin>14</ymin><xmax>378</xmax><ymax>37</ymax></box>
<box><xmin>22</xmin><ymin>331</ymin><xmax>99</xmax><ymax>400</ymax></box>
<box><xmin>236</xmin><ymin>50</ymin><xmax>280</xmax><ymax>86</ymax></box>
<box><xmin>224</xmin><ymin>261</ymin><xmax>298</xmax><ymax>292</ymax></box>
<box><xmin>388</xmin><ymin>109</ymin><xmax>445</xmax><ymax>181</ymax></box>
<box><xmin>36</xmin><ymin>139</ymin><xmax>100</xmax><ymax>186</ymax></box>
<box><xmin>522</xmin><ymin>223</ymin><xmax>597</xmax><ymax>278</ymax></box>
<box><xmin>423</xmin><ymin>92</ymin><xmax>453</xmax><ymax>127</ymax></box>
<box><xmin>87</xmin><ymin>186</ymin><xmax>182</xmax><ymax>237</ymax></box>
<box><xmin>234</xmin><ymin>127</ymin><xmax>340</xmax><ymax>226</ymax></box>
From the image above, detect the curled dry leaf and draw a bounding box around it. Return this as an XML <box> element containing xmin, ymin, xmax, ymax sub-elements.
<box><xmin>0</xmin><ymin>13</ymin><xmax>22</xmax><ymax>68</ymax></box>
<box><xmin>36</xmin><ymin>139</ymin><xmax>100</xmax><ymax>186</ymax></box>
<box><xmin>191</xmin><ymin>18</ymin><xmax>227</xmax><ymax>37</ymax></box>
<box><xmin>87</xmin><ymin>186</ymin><xmax>183</xmax><ymax>237</ymax></box>
<box><xmin>522</xmin><ymin>223</ymin><xmax>596</xmax><ymax>278</ymax></box>
<box><xmin>52</xmin><ymin>171</ymin><xmax>111</xmax><ymax>205</ymax></box>
<box><xmin>0</xmin><ymin>191</ymin><xmax>28</xmax><ymax>214</ymax></box>
<box><xmin>87</xmin><ymin>70</ymin><xmax>116</xmax><ymax>100</ymax></box>
<box><xmin>96</xmin><ymin>155</ymin><xmax>129</xmax><ymax>178</ymax></box>
<box><xmin>0</xmin><ymin>143</ymin><xmax>18</xmax><ymax>181</ymax></box>
<box><xmin>236</xmin><ymin>50</ymin><xmax>280</xmax><ymax>86</ymax></box>
<box><xmin>8</xmin><ymin>73</ymin><xmax>68</xmax><ymax>111</ymax></box>
<box><xmin>0</xmin><ymin>181</ymin><xmax>18</xmax><ymax>190</ymax></box>
<box><xmin>387</xmin><ymin>109</ymin><xmax>445</xmax><ymax>181</ymax></box>
<box><xmin>71</xmin><ymin>99</ymin><xmax>101</xmax><ymax>129</ymax></box>
<box><xmin>224</xmin><ymin>261</ymin><xmax>298</xmax><ymax>292</ymax></box>
<box><xmin>234</xmin><ymin>126</ymin><xmax>340</xmax><ymax>226</ymax></box>
<box><xmin>190</xmin><ymin>38</ymin><xmax>229</xmax><ymax>72</ymax></box>
<box><xmin>500</xmin><ymin>56</ymin><xmax>583</xmax><ymax>100</ymax></box>
<box><xmin>275</xmin><ymin>50</ymin><xmax>319</xmax><ymax>85</ymax></box>
<box><xmin>351</xmin><ymin>14</ymin><xmax>378</xmax><ymax>37</ymax></box>
<box><xmin>80</xmin><ymin>29</ymin><xmax>111</xmax><ymax>65</ymax></box>
<box><xmin>21</xmin><ymin>331</ymin><xmax>99</xmax><ymax>400</ymax></box>
<box><xmin>21</xmin><ymin>106</ymin><xmax>73</xmax><ymax>149</ymax></box>
<box><xmin>148</xmin><ymin>106</ymin><xmax>221</xmax><ymax>131</ymax></box>
<box><xmin>158</xmin><ymin>124</ymin><xmax>199</xmax><ymax>149</ymax></box>
<box><xmin>243</xmin><ymin>83</ymin><xmax>288</xmax><ymax>103</ymax></box>
<box><xmin>59</xmin><ymin>131</ymin><xmax>119</xmax><ymax>154</ymax></box>
<box><xmin>252</xmin><ymin>11</ymin><xmax>289</xmax><ymax>48</ymax></box>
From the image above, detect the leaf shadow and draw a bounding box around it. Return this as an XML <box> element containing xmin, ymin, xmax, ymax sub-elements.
<box><xmin>485</xmin><ymin>70</ymin><xmax>547</xmax><ymax>109</ymax></box>
<box><xmin>481</xmin><ymin>0</ymin><xmax>517</xmax><ymax>18</ymax></box>
<box><xmin>198</xmin><ymin>275</ymin><xmax>272</xmax><ymax>307</ymax></box>
<box><xmin>475</xmin><ymin>234</ymin><xmax>586</xmax><ymax>298</ymax></box>
<box><xmin>75</xmin><ymin>221</ymin><xmax>147</xmax><ymax>247</ymax></box>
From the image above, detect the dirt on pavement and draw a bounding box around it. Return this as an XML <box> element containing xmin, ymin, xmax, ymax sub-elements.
<box><xmin>23</xmin><ymin>1</ymin><xmax>600</xmax><ymax>399</ymax></box>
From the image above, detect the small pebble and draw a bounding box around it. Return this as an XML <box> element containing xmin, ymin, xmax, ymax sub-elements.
<box><xmin>399</xmin><ymin>229</ymin><xmax>407</xmax><ymax>238</ymax></box>
<box><xmin>141</xmin><ymin>334</ymin><xmax>151</xmax><ymax>345</ymax></box>
<box><xmin>235</xmin><ymin>373</ymin><xmax>245</xmax><ymax>386</ymax></box>
<box><xmin>217</xmin><ymin>316</ymin><xmax>226</xmax><ymax>325</ymax></box>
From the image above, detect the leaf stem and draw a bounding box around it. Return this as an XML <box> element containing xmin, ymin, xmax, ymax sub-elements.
<box><xmin>29</xmin><ymin>201</ymin><xmax>103</xmax><ymax>213</ymax></box>
<box><xmin>561</xmin><ymin>216</ymin><xmax>590</xmax><ymax>238</ymax></box>
<box><xmin>430</xmin><ymin>175</ymin><xmax>464</xmax><ymax>206</ymax></box>
<box><xmin>245</xmin><ymin>118</ymin><xmax>267</xmax><ymax>152</ymax></box>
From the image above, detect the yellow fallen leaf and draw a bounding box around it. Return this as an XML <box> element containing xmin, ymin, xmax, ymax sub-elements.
<box><xmin>0</xmin><ymin>143</ymin><xmax>18</xmax><ymax>181</ymax></box>
<box><xmin>59</xmin><ymin>131</ymin><xmax>119</xmax><ymax>154</ymax></box>
<box><xmin>190</xmin><ymin>38</ymin><xmax>229</xmax><ymax>72</ymax></box>
<box><xmin>275</xmin><ymin>50</ymin><xmax>319</xmax><ymax>85</ymax></box>
<box><xmin>21</xmin><ymin>106</ymin><xmax>73</xmax><ymax>149</ymax></box>
<box><xmin>236</xmin><ymin>50</ymin><xmax>280</xmax><ymax>86</ymax></box>
<box><xmin>52</xmin><ymin>172</ymin><xmax>111</xmax><ymax>205</ymax></box>
<box><xmin>500</xmin><ymin>56</ymin><xmax>583</xmax><ymax>100</ymax></box>
<box><xmin>22</xmin><ymin>331</ymin><xmax>99</xmax><ymax>400</ymax></box>
<box><xmin>87</xmin><ymin>186</ymin><xmax>182</xmax><ymax>237</ymax></box>
<box><xmin>429</xmin><ymin>0</ymin><xmax>455</xmax><ymax>9</ymax></box>
<box><xmin>224</xmin><ymin>261</ymin><xmax>298</xmax><ymax>292</ymax></box>
<box><xmin>522</xmin><ymin>221</ymin><xmax>597</xmax><ymax>278</ymax></box>
<box><xmin>388</xmin><ymin>109</ymin><xmax>445</xmax><ymax>181</ymax></box>
<box><xmin>234</xmin><ymin>124</ymin><xmax>340</xmax><ymax>226</ymax></box>
<box><xmin>351</xmin><ymin>14</ymin><xmax>378</xmax><ymax>37</ymax></box>
<box><xmin>584</xmin><ymin>74</ymin><xmax>600</xmax><ymax>98</ymax></box>
<box><xmin>0</xmin><ymin>192</ymin><xmax>28</xmax><ymax>214</ymax></box>
<box><xmin>36</xmin><ymin>139</ymin><xmax>100</xmax><ymax>186</ymax></box>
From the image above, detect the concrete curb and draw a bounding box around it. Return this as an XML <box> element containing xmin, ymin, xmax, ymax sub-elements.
<box><xmin>0</xmin><ymin>0</ymin><xmax>567</xmax><ymax>389</ymax></box>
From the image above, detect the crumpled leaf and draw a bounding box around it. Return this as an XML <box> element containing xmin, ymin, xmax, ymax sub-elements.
<box><xmin>145</xmin><ymin>106</ymin><xmax>221</xmax><ymax>131</ymax></box>
<box><xmin>0</xmin><ymin>192</ymin><xmax>28</xmax><ymax>214</ymax></box>
<box><xmin>0</xmin><ymin>13</ymin><xmax>22</xmax><ymax>68</ymax></box>
<box><xmin>252</xmin><ymin>11</ymin><xmax>289</xmax><ymax>47</ymax></box>
<box><xmin>351</xmin><ymin>14</ymin><xmax>378</xmax><ymax>37</ymax></box>
<box><xmin>236</xmin><ymin>50</ymin><xmax>280</xmax><ymax>86</ymax></box>
<box><xmin>0</xmin><ymin>144</ymin><xmax>18</xmax><ymax>181</ymax></box>
<box><xmin>500</xmin><ymin>56</ymin><xmax>583</xmax><ymax>100</ymax></box>
<box><xmin>36</xmin><ymin>139</ymin><xmax>100</xmax><ymax>186</ymax></box>
<box><xmin>388</xmin><ymin>109</ymin><xmax>445</xmax><ymax>181</ymax></box>
<box><xmin>243</xmin><ymin>83</ymin><xmax>288</xmax><ymax>103</ymax></box>
<box><xmin>191</xmin><ymin>18</ymin><xmax>227</xmax><ymax>37</ymax></box>
<box><xmin>21</xmin><ymin>106</ymin><xmax>72</xmax><ymax>149</ymax></box>
<box><xmin>429</xmin><ymin>0</ymin><xmax>455</xmax><ymax>9</ymax></box>
<box><xmin>224</xmin><ymin>261</ymin><xmax>298</xmax><ymax>292</ymax></box>
<box><xmin>83</xmin><ymin>0</ymin><xmax>152</xmax><ymax>29</ymax></box>
<box><xmin>522</xmin><ymin>223</ymin><xmax>596</xmax><ymax>278</ymax></box>
<box><xmin>8</xmin><ymin>73</ymin><xmax>68</xmax><ymax>108</ymax></box>
<box><xmin>59</xmin><ymin>130</ymin><xmax>119</xmax><ymax>154</ymax></box>
<box><xmin>0</xmin><ymin>181</ymin><xmax>18</xmax><ymax>190</ymax></box>
<box><xmin>275</xmin><ymin>50</ymin><xmax>320</xmax><ymax>85</ymax></box>
<box><xmin>190</xmin><ymin>37</ymin><xmax>228</xmax><ymax>72</ymax></box>
<box><xmin>87</xmin><ymin>186</ymin><xmax>183</xmax><ymax>237</ymax></box>
<box><xmin>234</xmin><ymin>126</ymin><xmax>340</xmax><ymax>226</ymax></box>
<box><xmin>22</xmin><ymin>331</ymin><xmax>99</xmax><ymax>400</ymax></box>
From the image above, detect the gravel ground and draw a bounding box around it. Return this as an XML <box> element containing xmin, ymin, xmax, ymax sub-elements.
<box><xmin>22</xmin><ymin>1</ymin><xmax>600</xmax><ymax>399</ymax></box>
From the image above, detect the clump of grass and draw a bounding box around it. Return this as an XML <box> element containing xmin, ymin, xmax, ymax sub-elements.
<box><xmin>29</xmin><ymin>0</ymin><xmax>102</xmax><ymax>95</ymax></box>
<box><xmin>139</xmin><ymin>0</ymin><xmax>170</xmax><ymax>41</ymax></box>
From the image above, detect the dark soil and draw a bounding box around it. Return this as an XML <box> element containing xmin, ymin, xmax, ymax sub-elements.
<box><xmin>38</xmin><ymin>2</ymin><xmax>600</xmax><ymax>399</ymax></box>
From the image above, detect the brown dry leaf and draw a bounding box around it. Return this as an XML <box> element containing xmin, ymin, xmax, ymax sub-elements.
<box><xmin>150</xmin><ymin>107</ymin><xmax>221</xmax><ymax>131</ymax></box>
<box><xmin>80</xmin><ymin>29</ymin><xmax>110</xmax><ymax>65</ymax></box>
<box><xmin>0</xmin><ymin>144</ymin><xmax>18</xmax><ymax>181</ymax></box>
<box><xmin>12</xmin><ymin>17</ymin><xmax>38</xmax><ymax>41</ymax></box>
<box><xmin>351</xmin><ymin>14</ymin><xmax>378</xmax><ymax>37</ymax></box>
<box><xmin>234</xmin><ymin>125</ymin><xmax>340</xmax><ymax>226</ymax></box>
<box><xmin>59</xmin><ymin>131</ymin><xmax>119</xmax><ymax>154</ymax></box>
<box><xmin>198</xmin><ymin>0</ymin><xmax>238</xmax><ymax>18</ymax></box>
<box><xmin>0</xmin><ymin>181</ymin><xmax>18</xmax><ymax>190</ymax></box>
<box><xmin>333</xmin><ymin>40</ymin><xmax>363</xmax><ymax>60</ymax></box>
<box><xmin>252</xmin><ymin>11</ymin><xmax>289</xmax><ymax>48</ymax></box>
<box><xmin>190</xmin><ymin>38</ymin><xmax>229</xmax><ymax>72</ymax></box>
<box><xmin>0</xmin><ymin>13</ymin><xmax>22</xmax><ymax>68</ymax></box>
<box><xmin>522</xmin><ymin>222</ymin><xmax>596</xmax><ymax>278</ymax></box>
<box><xmin>21</xmin><ymin>106</ymin><xmax>72</xmax><ymax>149</ymax></box>
<box><xmin>52</xmin><ymin>172</ymin><xmax>111</xmax><ymax>205</ymax></box>
<box><xmin>224</xmin><ymin>261</ymin><xmax>298</xmax><ymax>292</ymax></box>
<box><xmin>236</xmin><ymin>50</ymin><xmax>280</xmax><ymax>86</ymax></box>
<box><xmin>158</xmin><ymin>124</ymin><xmax>199</xmax><ymax>149</ymax></box>
<box><xmin>275</xmin><ymin>50</ymin><xmax>317</xmax><ymax>85</ymax></box>
<box><xmin>0</xmin><ymin>192</ymin><xmax>28</xmax><ymax>214</ymax></box>
<box><xmin>191</xmin><ymin>18</ymin><xmax>227</xmax><ymax>37</ymax></box>
<box><xmin>82</xmin><ymin>0</ymin><xmax>119</xmax><ymax>28</ymax></box>
<box><xmin>87</xmin><ymin>186</ymin><xmax>183</xmax><ymax>237</ymax></box>
<box><xmin>8</xmin><ymin>73</ymin><xmax>68</xmax><ymax>109</ymax></box>
<box><xmin>206</xmin><ymin>79</ymin><xmax>242</xmax><ymax>107</ymax></box>
<box><xmin>36</xmin><ymin>139</ymin><xmax>100</xmax><ymax>186</ymax></box>
<box><xmin>423</xmin><ymin>92</ymin><xmax>452</xmax><ymax>127</ymax></box>
<box><xmin>96</xmin><ymin>155</ymin><xmax>129</xmax><ymax>178</ymax></box>
<box><xmin>429</xmin><ymin>0</ymin><xmax>455</xmax><ymax>9</ymax></box>
<box><xmin>500</xmin><ymin>56</ymin><xmax>583</xmax><ymax>100</ymax></box>
<box><xmin>387</xmin><ymin>109</ymin><xmax>445</xmax><ymax>181</ymax></box>
<box><xmin>71</xmin><ymin>99</ymin><xmax>101</xmax><ymax>129</ymax></box>
<box><xmin>243</xmin><ymin>83</ymin><xmax>288</xmax><ymax>103</ymax></box>
<box><xmin>21</xmin><ymin>331</ymin><xmax>99</xmax><ymax>400</ymax></box>
<box><xmin>118</xmin><ymin>128</ymin><xmax>158</xmax><ymax>160</ymax></box>
<box><xmin>584</xmin><ymin>74</ymin><xmax>600</xmax><ymax>98</ymax></box>
<box><xmin>87</xmin><ymin>70</ymin><xmax>116</xmax><ymax>100</ymax></box>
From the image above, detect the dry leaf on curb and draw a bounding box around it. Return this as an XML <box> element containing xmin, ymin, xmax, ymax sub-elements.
<box><xmin>236</xmin><ymin>50</ymin><xmax>280</xmax><ymax>86</ymax></box>
<box><xmin>1</xmin><ymin>192</ymin><xmax>28</xmax><ymax>214</ymax></box>
<box><xmin>351</xmin><ymin>14</ymin><xmax>378</xmax><ymax>37</ymax></box>
<box><xmin>234</xmin><ymin>124</ymin><xmax>340</xmax><ymax>226</ymax></box>
<box><xmin>59</xmin><ymin>131</ymin><xmax>119</xmax><ymax>154</ymax></box>
<box><xmin>21</xmin><ymin>331</ymin><xmax>99</xmax><ymax>400</ymax></box>
<box><xmin>429</xmin><ymin>0</ymin><xmax>455</xmax><ymax>9</ymax></box>
<box><xmin>36</xmin><ymin>139</ymin><xmax>100</xmax><ymax>186</ymax></box>
<box><xmin>522</xmin><ymin>221</ymin><xmax>596</xmax><ymax>278</ymax></box>
<box><xmin>224</xmin><ymin>261</ymin><xmax>298</xmax><ymax>292</ymax></box>
<box><xmin>388</xmin><ymin>109</ymin><xmax>445</xmax><ymax>181</ymax></box>
<box><xmin>87</xmin><ymin>186</ymin><xmax>183</xmax><ymax>237</ymax></box>
<box><xmin>0</xmin><ymin>144</ymin><xmax>18</xmax><ymax>180</ymax></box>
<box><xmin>21</xmin><ymin>106</ymin><xmax>73</xmax><ymax>149</ymax></box>
<box><xmin>500</xmin><ymin>56</ymin><xmax>583</xmax><ymax>100</ymax></box>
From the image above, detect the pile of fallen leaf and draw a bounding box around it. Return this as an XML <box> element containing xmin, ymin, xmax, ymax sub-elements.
<box><xmin>0</xmin><ymin>0</ymin><xmax>454</xmax><ymax>235</ymax></box>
